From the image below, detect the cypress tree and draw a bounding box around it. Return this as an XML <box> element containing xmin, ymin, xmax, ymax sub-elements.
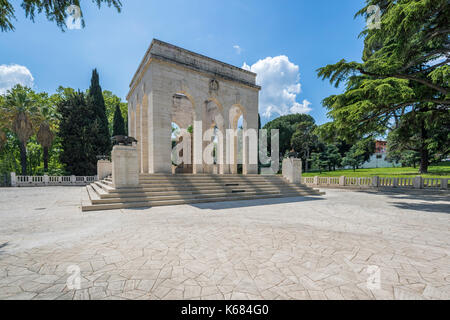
<box><xmin>88</xmin><ymin>69</ymin><xmax>111</xmax><ymax>156</ymax></box>
<box><xmin>112</xmin><ymin>103</ymin><xmax>126</xmax><ymax>136</ymax></box>
<box><xmin>58</xmin><ymin>92</ymin><xmax>97</xmax><ymax>175</ymax></box>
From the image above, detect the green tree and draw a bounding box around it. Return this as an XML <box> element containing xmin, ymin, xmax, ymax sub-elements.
<box><xmin>36</xmin><ymin>102</ymin><xmax>57</xmax><ymax>172</ymax></box>
<box><xmin>291</xmin><ymin>120</ymin><xmax>318</xmax><ymax>172</ymax></box>
<box><xmin>324</xmin><ymin>144</ymin><xmax>342</xmax><ymax>171</ymax></box>
<box><xmin>310</xmin><ymin>152</ymin><xmax>328</xmax><ymax>174</ymax></box>
<box><xmin>0</xmin><ymin>130</ymin><xmax>6</xmax><ymax>150</ymax></box>
<box><xmin>387</xmin><ymin>108</ymin><xmax>450</xmax><ymax>168</ymax></box>
<box><xmin>103</xmin><ymin>90</ymin><xmax>127</xmax><ymax>134</ymax></box>
<box><xmin>1</xmin><ymin>0</ymin><xmax>122</xmax><ymax>32</ymax></box>
<box><xmin>57</xmin><ymin>91</ymin><xmax>97</xmax><ymax>175</ymax></box>
<box><xmin>88</xmin><ymin>69</ymin><xmax>111</xmax><ymax>156</ymax></box>
<box><xmin>317</xmin><ymin>0</ymin><xmax>449</xmax><ymax>174</ymax></box>
<box><xmin>112</xmin><ymin>103</ymin><xmax>126</xmax><ymax>136</ymax></box>
<box><xmin>342</xmin><ymin>139</ymin><xmax>376</xmax><ymax>171</ymax></box>
<box><xmin>1</xmin><ymin>85</ymin><xmax>38</xmax><ymax>175</ymax></box>
<box><xmin>263</xmin><ymin>114</ymin><xmax>316</xmax><ymax>156</ymax></box>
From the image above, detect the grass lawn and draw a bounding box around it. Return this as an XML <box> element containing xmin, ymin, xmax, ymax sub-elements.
<box><xmin>302</xmin><ymin>162</ymin><xmax>450</xmax><ymax>178</ymax></box>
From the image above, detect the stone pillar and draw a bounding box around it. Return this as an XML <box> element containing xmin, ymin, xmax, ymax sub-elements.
<box><xmin>135</xmin><ymin>101</ymin><xmax>142</xmax><ymax>173</ymax></box>
<box><xmin>441</xmin><ymin>178</ymin><xmax>448</xmax><ymax>190</ymax></box>
<box><xmin>141</xmin><ymin>94</ymin><xmax>149</xmax><ymax>173</ymax></box>
<box><xmin>44</xmin><ymin>175</ymin><xmax>49</xmax><ymax>185</ymax></box>
<box><xmin>282</xmin><ymin>158</ymin><xmax>302</xmax><ymax>184</ymax></box>
<box><xmin>393</xmin><ymin>178</ymin><xmax>399</xmax><ymax>188</ymax></box>
<box><xmin>128</xmin><ymin>100</ymin><xmax>132</xmax><ymax>136</ymax></box>
<box><xmin>243</xmin><ymin>109</ymin><xmax>258</xmax><ymax>175</ymax></box>
<box><xmin>314</xmin><ymin>176</ymin><xmax>319</xmax><ymax>186</ymax></box>
<box><xmin>10</xmin><ymin>172</ymin><xmax>16</xmax><ymax>187</ymax></box>
<box><xmin>372</xmin><ymin>176</ymin><xmax>379</xmax><ymax>188</ymax></box>
<box><xmin>148</xmin><ymin>89</ymin><xmax>172</xmax><ymax>174</ymax></box>
<box><xmin>218</xmin><ymin>116</ymin><xmax>229</xmax><ymax>175</ymax></box>
<box><xmin>97</xmin><ymin>160</ymin><xmax>112</xmax><ymax>180</ymax></box>
<box><xmin>339</xmin><ymin>176</ymin><xmax>346</xmax><ymax>186</ymax></box>
<box><xmin>414</xmin><ymin>176</ymin><xmax>423</xmax><ymax>189</ymax></box>
<box><xmin>71</xmin><ymin>175</ymin><xmax>76</xmax><ymax>184</ymax></box>
<box><xmin>112</xmin><ymin>145</ymin><xmax>139</xmax><ymax>188</ymax></box>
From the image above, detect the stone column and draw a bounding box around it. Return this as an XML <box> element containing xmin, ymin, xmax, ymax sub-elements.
<box><xmin>339</xmin><ymin>176</ymin><xmax>346</xmax><ymax>186</ymax></box>
<box><xmin>441</xmin><ymin>178</ymin><xmax>448</xmax><ymax>190</ymax></box>
<box><xmin>243</xmin><ymin>103</ymin><xmax>258</xmax><ymax>175</ymax></box>
<box><xmin>135</xmin><ymin>101</ymin><xmax>142</xmax><ymax>173</ymax></box>
<box><xmin>372</xmin><ymin>176</ymin><xmax>379</xmax><ymax>188</ymax></box>
<box><xmin>10</xmin><ymin>172</ymin><xmax>16</xmax><ymax>187</ymax></box>
<box><xmin>192</xmin><ymin>96</ymin><xmax>205</xmax><ymax>175</ymax></box>
<box><xmin>218</xmin><ymin>114</ymin><xmax>230</xmax><ymax>175</ymax></box>
<box><xmin>148</xmin><ymin>89</ymin><xmax>172</xmax><ymax>174</ymax></box>
<box><xmin>414</xmin><ymin>176</ymin><xmax>423</xmax><ymax>189</ymax></box>
<box><xmin>128</xmin><ymin>100</ymin><xmax>132</xmax><ymax>136</ymax></box>
<box><xmin>141</xmin><ymin>94</ymin><xmax>149</xmax><ymax>173</ymax></box>
<box><xmin>112</xmin><ymin>145</ymin><xmax>139</xmax><ymax>188</ymax></box>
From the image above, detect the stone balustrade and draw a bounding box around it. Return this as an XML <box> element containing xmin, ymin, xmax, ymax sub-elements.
<box><xmin>10</xmin><ymin>172</ymin><xmax>97</xmax><ymax>187</ymax></box>
<box><xmin>302</xmin><ymin>175</ymin><xmax>449</xmax><ymax>190</ymax></box>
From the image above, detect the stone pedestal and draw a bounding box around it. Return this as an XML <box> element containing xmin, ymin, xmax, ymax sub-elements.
<box><xmin>282</xmin><ymin>158</ymin><xmax>302</xmax><ymax>184</ymax></box>
<box><xmin>112</xmin><ymin>145</ymin><xmax>139</xmax><ymax>189</ymax></box>
<box><xmin>10</xmin><ymin>172</ymin><xmax>16</xmax><ymax>187</ymax></box>
<box><xmin>97</xmin><ymin>160</ymin><xmax>112</xmax><ymax>180</ymax></box>
<box><xmin>414</xmin><ymin>176</ymin><xmax>423</xmax><ymax>189</ymax></box>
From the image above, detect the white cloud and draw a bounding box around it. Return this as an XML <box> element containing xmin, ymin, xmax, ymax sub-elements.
<box><xmin>233</xmin><ymin>45</ymin><xmax>242</xmax><ymax>55</ymax></box>
<box><xmin>0</xmin><ymin>64</ymin><xmax>34</xmax><ymax>95</ymax></box>
<box><xmin>243</xmin><ymin>56</ymin><xmax>312</xmax><ymax>119</ymax></box>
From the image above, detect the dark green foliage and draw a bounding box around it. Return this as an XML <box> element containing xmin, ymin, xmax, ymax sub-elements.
<box><xmin>112</xmin><ymin>103</ymin><xmax>126</xmax><ymax>136</ymax></box>
<box><xmin>263</xmin><ymin>114</ymin><xmax>316</xmax><ymax>156</ymax></box>
<box><xmin>291</xmin><ymin>120</ymin><xmax>318</xmax><ymax>172</ymax></box>
<box><xmin>88</xmin><ymin>69</ymin><xmax>111</xmax><ymax>156</ymax></box>
<box><xmin>317</xmin><ymin>0</ymin><xmax>449</xmax><ymax>173</ymax></box>
<box><xmin>57</xmin><ymin>91</ymin><xmax>98</xmax><ymax>176</ymax></box>
<box><xmin>341</xmin><ymin>138</ymin><xmax>376</xmax><ymax>171</ymax></box>
<box><xmin>1</xmin><ymin>0</ymin><xmax>122</xmax><ymax>32</ymax></box>
<box><xmin>386</xmin><ymin>108</ymin><xmax>450</xmax><ymax>173</ymax></box>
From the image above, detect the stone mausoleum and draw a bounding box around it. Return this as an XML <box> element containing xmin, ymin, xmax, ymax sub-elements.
<box><xmin>126</xmin><ymin>39</ymin><xmax>261</xmax><ymax>175</ymax></box>
<box><xmin>83</xmin><ymin>40</ymin><xmax>317</xmax><ymax>212</ymax></box>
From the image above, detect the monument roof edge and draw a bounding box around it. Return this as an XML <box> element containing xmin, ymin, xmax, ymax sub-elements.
<box><xmin>129</xmin><ymin>39</ymin><xmax>257</xmax><ymax>90</ymax></box>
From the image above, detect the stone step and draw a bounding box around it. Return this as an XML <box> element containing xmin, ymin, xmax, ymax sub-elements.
<box><xmin>83</xmin><ymin>174</ymin><xmax>325</xmax><ymax>212</ymax></box>
<box><xmin>91</xmin><ymin>184</ymin><xmax>319</xmax><ymax>199</ymax></box>
<box><xmin>81</xmin><ymin>191</ymin><xmax>323</xmax><ymax>212</ymax></box>
<box><xmin>89</xmin><ymin>189</ymin><xmax>323</xmax><ymax>205</ymax></box>
<box><xmin>93</xmin><ymin>181</ymin><xmax>313</xmax><ymax>196</ymax></box>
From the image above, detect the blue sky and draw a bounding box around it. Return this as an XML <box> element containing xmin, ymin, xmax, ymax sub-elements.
<box><xmin>0</xmin><ymin>0</ymin><xmax>367</xmax><ymax>125</ymax></box>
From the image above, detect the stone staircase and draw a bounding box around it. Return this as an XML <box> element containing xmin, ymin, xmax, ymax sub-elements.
<box><xmin>81</xmin><ymin>174</ymin><xmax>325</xmax><ymax>211</ymax></box>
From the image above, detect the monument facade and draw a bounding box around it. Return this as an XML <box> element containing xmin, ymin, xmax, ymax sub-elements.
<box><xmin>127</xmin><ymin>39</ymin><xmax>261</xmax><ymax>175</ymax></box>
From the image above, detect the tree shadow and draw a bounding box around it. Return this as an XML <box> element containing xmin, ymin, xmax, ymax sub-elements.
<box><xmin>0</xmin><ymin>242</ymin><xmax>9</xmax><ymax>256</ymax></box>
<box><xmin>190</xmin><ymin>196</ymin><xmax>324</xmax><ymax>210</ymax></box>
<box><xmin>357</xmin><ymin>189</ymin><xmax>450</xmax><ymax>214</ymax></box>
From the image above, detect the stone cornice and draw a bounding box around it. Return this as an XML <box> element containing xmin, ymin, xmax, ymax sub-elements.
<box><xmin>127</xmin><ymin>39</ymin><xmax>260</xmax><ymax>101</ymax></box>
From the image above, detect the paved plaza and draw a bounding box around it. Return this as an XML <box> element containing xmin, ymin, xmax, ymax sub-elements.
<box><xmin>0</xmin><ymin>187</ymin><xmax>449</xmax><ymax>300</ymax></box>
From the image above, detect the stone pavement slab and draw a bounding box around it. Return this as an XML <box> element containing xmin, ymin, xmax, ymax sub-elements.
<box><xmin>0</xmin><ymin>187</ymin><xmax>449</xmax><ymax>300</ymax></box>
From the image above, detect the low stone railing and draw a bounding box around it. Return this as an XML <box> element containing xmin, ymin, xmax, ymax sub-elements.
<box><xmin>10</xmin><ymin>172</ymin><xmax>97</xmax><ymax>187</ymax></box>
<box><xmin>302</xmin><ymin>176</ymin><xmax>449</xmax><ymax>190</ymax></box>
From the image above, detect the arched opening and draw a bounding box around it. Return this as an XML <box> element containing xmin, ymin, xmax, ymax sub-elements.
<box><xmin>171</xmin><ymin>93</ymin><xmax>194</xmax><ymax>174</ymax></box>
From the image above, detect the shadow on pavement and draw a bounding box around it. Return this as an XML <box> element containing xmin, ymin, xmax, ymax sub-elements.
<box><xmin>0</xmin><ymin>242</ymin><xmax>9</xmax><ymax>256</ymax></box>
<box><xmin>356</xmin><ymin>189</ymin><xmax>450</xmax><ymax>214</ymax></box>
<box><xmin>190</xmin><ymin>196</ymin><xmax>324</xmax><ymax>210</ymax></box>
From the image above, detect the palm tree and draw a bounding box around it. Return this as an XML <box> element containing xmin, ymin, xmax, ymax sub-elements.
<box><xmin>36</xmin><ymin>105</ymin><xmax>56</xmax><ymax>172</ymax></box>
<box><xmin>2</xmin><ymin>85</ymin><xmax>37</xmax><ymax>175</ymax></box>
<box><xmin>0</xmin><ymin>130</ymin><xmax>6</xmax><ymax>150</ymax></box>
